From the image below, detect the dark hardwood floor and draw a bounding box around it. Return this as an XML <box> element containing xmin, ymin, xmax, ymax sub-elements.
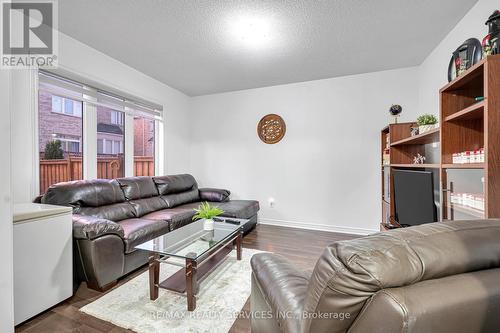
<box><xmin>15</xmin><ymin>224</ymin><xmax>359</xmax><ymax>333</ymax></box>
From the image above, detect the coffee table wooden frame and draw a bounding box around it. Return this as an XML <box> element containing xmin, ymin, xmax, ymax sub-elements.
<box><xmin>148</xmin><ymin>229</ymin><xmax>243</xmax><ymax>311</ymax></box>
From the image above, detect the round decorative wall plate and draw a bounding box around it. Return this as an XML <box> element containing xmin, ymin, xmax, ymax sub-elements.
<box><xmin>257</xmin><ymin>114</ymin><xmax>286</xmax><ymax>144</ymax></box>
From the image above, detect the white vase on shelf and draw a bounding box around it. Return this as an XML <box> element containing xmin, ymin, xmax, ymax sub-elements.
<box><xmin>418</xmin><ymin>123</ymin><xmax>438</xmax><ymax>134</ymax></box>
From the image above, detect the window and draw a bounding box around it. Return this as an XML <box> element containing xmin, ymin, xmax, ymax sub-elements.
<box><xmin>97</xmin><ymin>106</ymin><xmax>125</xmax><ymax>179</ymax></box>
<box><xmin>98</xmin><ymin>139</ymin><xmax>124</xmax><ymax>155</ymax></box>
<box><xmin>105</xmin><ymin>140</ymin><xmax>113</xmax><ymax>153</ymax></box>
<box><xmin>38</xmin><ymin>71</ymin><xmax>162</xmax><ymax>193</ymax></box>
<box><xmin>69</xmin><ymin>141</ymin><xmax>80</xmax><ymax>153</ymax></box>
<box><xmin>97</xmin><ymin>139</ymin><xmax>104</xmax><ymax>154</ymax></box>
<box><xmin>52</xmin><ymin>95</ymin><xmax>62</xmax><ymax>113</ymax></box>
<box><xmin>113</xmin><ymin>140</ymin><xmax>122</xmax><ymax>154</ymax></box>
<box><xmin>53</xmin><ymin>134</ymin><xmax>81</xmax><ymax>153</ymax></box>
<box><xmin>39</xmin><ymin>89</ymin><xmax>83</xmax><ymax>194</ymax></box>
<box><xmin>134</xmin><ymin>116</ymin><xmax>155</xmax><ymax>176</ymax></box>
<box><xmin>51</xmin><ymin>95</ymin><xmax>82</xmax><ymax>117</ymax></box>
<box><xmin>111</xmin><ymin>111</ymin><xmax>124</xmax><ymax>125</ymax></box>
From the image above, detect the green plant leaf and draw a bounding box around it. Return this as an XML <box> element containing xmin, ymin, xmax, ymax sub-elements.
<box><xmin>44</xmin><ymin>140</ymin><xmax>64</xmax><ymax>160</ymax></box>
<box><xmin>417</xmin><ymin>114</ymin><xmax>438</xmax><ymax>126</ymax></box>
<box><xmin>192</xmin><ymin>201</ymin><xmax>225</xmax><ymax>221</ymax></box>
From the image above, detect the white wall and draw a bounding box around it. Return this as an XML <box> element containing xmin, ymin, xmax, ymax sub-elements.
<box><xmin>0</xmin><ymin>70</ymin><xmax>14</xmax><ymax>332</ymax></box>
<box><xmin>11</xmin><ymin>32</ymin><xmax>191</xmax><ymax>203</ymax></box>
<box><xmin>190</xmin><ymin>67</ymin><xmax>420</xmax><ymax>234</ymax></box>
<box><xmin>419</xmin><ymin>0</ymin><xmax>497</xmax><ymax>114</ymax></box>
<box><xmin>10</xmin><ymin>70</ymin><xmax>36</xmax><ymax>203</ymax></box>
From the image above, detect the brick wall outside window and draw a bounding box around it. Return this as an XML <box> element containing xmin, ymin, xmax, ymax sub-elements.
<box><xmin>38</xmin><ymin>91</ymin><xmax>83</xmax><ymax>154</ymax></box>
<box><xmin>39</xmin><ymin>92</ymin><xmax>149</xmax><ymax>155</ymax></box>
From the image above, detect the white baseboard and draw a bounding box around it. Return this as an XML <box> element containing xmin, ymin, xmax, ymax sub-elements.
<box><xmin>258</xmin><ymin>217</ymin><xmax>378</xmax><ymax>236</ymax></box>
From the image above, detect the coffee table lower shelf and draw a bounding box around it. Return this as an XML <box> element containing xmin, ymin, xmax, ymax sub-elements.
<box><xmin>148</xmin><ymin>231</ymin><xmax>242</xmax><ymax>311</ymax></box>
<box><xmin>159</xmin><ymin>245</ymin><xmax>233</xmax><ymax>293</ymax></box>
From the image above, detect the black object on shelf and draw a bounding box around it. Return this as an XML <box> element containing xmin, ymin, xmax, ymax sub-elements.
<box><xmin>483</xmin><ymin>10</ymin><xmax>500</xmax><ymax>56</ymax></box>
<box><xmin>393</xmin><ymin>170</ymin><xmax>438</xmax><ymax>226</ymax></box>
<box><xmin>448</xmin><ymin>38</ymin><xmax>483</xmax><ymax>82</ymax></box>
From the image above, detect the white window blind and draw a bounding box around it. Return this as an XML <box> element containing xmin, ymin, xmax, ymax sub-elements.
<box><xmin>38</xmin><ymin>70</ymin><xmax>163</xmax><ymax>120</ymax></box>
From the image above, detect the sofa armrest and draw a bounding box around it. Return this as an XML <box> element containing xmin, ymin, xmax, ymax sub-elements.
<box><xmin>73</xmin><ymin>214</ymin><xmax>124</xmax><ymax>240</ymax></box>
<box><xmin>251</xmin><ymin>253</ymin><xmax>310</xmax><ymax>333</ymax></box>
<box><xmin>199</xmin><ymin>188</ymin><xmax>231</xmax><ymax>202</ymax></box>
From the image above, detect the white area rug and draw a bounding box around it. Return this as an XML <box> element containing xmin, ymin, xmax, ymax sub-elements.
<box><xmin>80</xmin><ymin>248</ymin><xmax>264</xmax><ymax>333</ymax></box>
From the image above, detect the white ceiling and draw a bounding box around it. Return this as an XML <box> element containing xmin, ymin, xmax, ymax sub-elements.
<box><xmin>58</xmin><ymin>0</ymin><xmax>478</xmax><ymax>96</ymax></box>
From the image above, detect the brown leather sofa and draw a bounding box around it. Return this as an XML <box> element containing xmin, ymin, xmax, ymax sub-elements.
<box><xmin>40</xmin><ymin>174</ymin><xmax>259</xmax><ymax>291</ymax></box>
<box><xmin>251</xmin><ymin>219</ymin><xmax>500</xmax><ymax>333</ymax></box>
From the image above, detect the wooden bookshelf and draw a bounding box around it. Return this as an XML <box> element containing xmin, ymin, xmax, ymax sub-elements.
<box><xmin>390</xmin><ymin>164</ymin><xmax>440</xmax><ymax>169</ymax></box>
<box><xmin>441</xmin><ymin>163</ymin><xmax>484</xmax><ymax>169</ymax></box>
<box><xmin>440</xmin><ymin>57</ymin><xmax>485</xmax><ymax>93</ymax></box>
<box><xmin>390</xmin><ymin>128</ymin><xmax>439</xmax><ymax>146</ymax></box>
<box><xmin>440</xmin><ymin>55</ymin><xmax>500</xmax><ymax>220</ymax></box>
<box><xmin>444</xmin><ymin>101</ymin><xmax>484</xmax><ymax>122</ymax></box>
<box><xmin>380</xmin><ymin>122</ymin><xmax>441</xmax><ymax>230</ymax></box>
<box><xmin>380</xmin><ymin>54</ymin><xmax>500</xmax><ymax>230</ymax></box>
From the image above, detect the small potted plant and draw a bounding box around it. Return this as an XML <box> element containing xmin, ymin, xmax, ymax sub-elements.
<box><xmin>192</xmin><ymin>202</ymin><xmax>224</xmax><ymax>231</ymax></box>
<box><xmin>417</xmin><ymin>114</ymin><xmax>438</xmax><ymax>134</ymax></box>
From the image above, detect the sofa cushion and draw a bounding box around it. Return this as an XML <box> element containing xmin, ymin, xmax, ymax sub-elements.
<box><xmin>42</xmin><ymin>179</ymin><xmax>125</xmax><ymax>207</ymax></box>
<box><xmin>216</xmin><ymin>200</ymin><xmax>260</xmax><ymax>219</ymax></box>
<box><xmin>160</xmin><ymin>189</ymin><xmax>199</xmax><ymax>208</ymax></box>
<box><xmin>129</xmin><ymin>197</ymin><xmax>168</xmax><ymax>218</ymax></box>
<box><xmin>199</xmin><ymin>188</ymin><xmax>231</xmax><ymax>202</ymax></box>
<box><xmin>153</xmin><ymin>174</ymin><xmax>198</xmax><ymax>195</ymax></box>
<box><xmin>72</xmin><ymin>214</ymin><xmax>125</xmax><ymax>240</ymax></box>
<box><xmin>116</xmin><ymin>177</ymin><xmax>168</xmax><ymax>217</ymax></box>
<box><xmin>251</xmin><ymin>253</ymin><xmax>309</xmax><ymax>333</ymax></box>
<box><xmin>142</xmin><ymin>202</ymin><xmax>200</xmax><ymax>231</ymax></box>
<box><xmin>116</xmin><ymin>176</ymin><xmax>159</xmax><ymax>200</ymax></box>
<box><xmin>118</xmin><ymin>218</ymin><xmax>170</xmax><ymax>253</ymax></box>
<box><xmin>75</xmin><ymin>202</ymin><xmax>135</xmax><ymax>222</ymax></box>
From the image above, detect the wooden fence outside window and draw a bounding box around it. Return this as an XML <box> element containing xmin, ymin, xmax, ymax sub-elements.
<box><xmin>39</xmin><ymin>156</ymin><xmax>154</xmax><ymax>194</ymax></box>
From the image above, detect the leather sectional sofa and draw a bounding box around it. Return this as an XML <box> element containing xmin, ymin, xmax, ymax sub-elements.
<box><xmin>40</xmin><ymin>174</ymin><xmax>259</xmax><ymax>291</ymax></box>
<box><xmin>250</xmin><ymin>219</ymin><xmax>500</xmax><ymax>333</ymax></box>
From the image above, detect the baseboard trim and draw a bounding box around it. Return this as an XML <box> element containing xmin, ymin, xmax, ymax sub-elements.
<box><xmin>258</xmin><ymin>217</ymin><xmax>378</xmax><ymax>236</ymax></box>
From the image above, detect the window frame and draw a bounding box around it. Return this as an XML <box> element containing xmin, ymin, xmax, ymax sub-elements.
<box><xmin>34</xmin><ymin>70</ymin><xmax>164</xmax><ymax>196</ymax></box>
<box><xmin>110</xmin><ymin>110</ymin><xmax>124</xmax><ymax>126</ymax></box>
<box><xmin>51</xmin><ymin>95</ymin><xmax>82</xmax><ymax>118</ymax></box>
<box><xmin>53</xmin><ymin>135</ymin><xmax>81</xmax><ymax>153</ymax></box>
<box><xmin>132</xmin><ymin>115</ymin><xmax>156</xmax><ymax>177</ymax></box>
<box><xmin>96</xmin><ymin>106</ymin><xmax>126</xmax><ymax>180</ymax></box>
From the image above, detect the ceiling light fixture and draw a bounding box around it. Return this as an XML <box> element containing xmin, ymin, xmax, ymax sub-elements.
<box><xmin>228</xmin><ymin>14</ymin><xmax>274</xmax><ymax>50</ymax></box>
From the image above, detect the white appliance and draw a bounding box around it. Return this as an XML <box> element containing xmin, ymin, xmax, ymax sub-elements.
<box><xmin>13</xmin><ymin>203</ymin><xmax>73</xmax><ymax>325</ymax></box>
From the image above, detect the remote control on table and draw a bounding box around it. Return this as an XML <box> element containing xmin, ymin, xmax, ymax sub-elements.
<box><xmin>224</xmin><ymin>219</ymin><xmax>241</xmax><ymax>225</ymax></box>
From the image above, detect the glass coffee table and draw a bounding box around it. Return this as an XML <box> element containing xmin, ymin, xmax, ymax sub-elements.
<box><xmin>135</xmin><ymin>217</ymin><xmax>247</xmax><ymax>311</ymax></box>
